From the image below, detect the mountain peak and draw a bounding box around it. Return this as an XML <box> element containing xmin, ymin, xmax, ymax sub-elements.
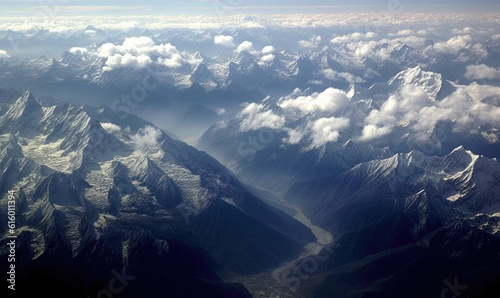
<box><xmin>441</xmin><ymin>145</ymin><xmax>476</xmax><ymax>174</ymax></box>
<box><xmin>234</xmin><ymin>50</ymin><xmax>255</xmax><ymax>65</ymax></box>
<box><xmin>5</xmin><ymin>90</ymin><xmax>42</xmax><ymax>120</ymax></box>
<box><xmin>389</xmin><ymin>66</ymin><xmax>443</xmax><ymax>100</ymax></box>
<box><xmin>190</xmin><ymin>62</ymin><xmax>213</xmax><ymax>82</ymax></box>
<box><xmin>449</xmin><ymin>145</ymin><xmax>475</xmax><ymax>159</ymax></box>
<box><xmin>192</xmin><ymin>51</ymin><xmax>205</xmax><ymax>62</ymax></box>
<box><xmin>21</xmin><ymin>90</ymin><xmax>35</xmax><ymax>100</ymax></box>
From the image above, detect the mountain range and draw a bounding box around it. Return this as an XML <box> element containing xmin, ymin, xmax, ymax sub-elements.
<box><xmin>0</xmin><ymin>89</ymin><xmax>315</xmax><ymax>297</ymax></box>
<box><xmin>1</xmin><ymin>17</ymin><xmax>500</xmax><ymax>297</ymax></box>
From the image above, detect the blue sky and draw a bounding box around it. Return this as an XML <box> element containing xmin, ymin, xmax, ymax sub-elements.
<box><xmin>0</xmin><ymin>0</ymin><xmax>499</xmax><ymax>16</ymax></box>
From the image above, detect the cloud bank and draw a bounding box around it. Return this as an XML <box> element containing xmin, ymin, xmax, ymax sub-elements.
<box><xmin>95</xmin><ymin>36</ymin><xmax>188</xmax><ymax>71</ymax></box>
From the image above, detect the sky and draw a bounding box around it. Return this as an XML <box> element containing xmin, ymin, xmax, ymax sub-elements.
<box><xmin>0</xmin><ymin>0</ymin><xmax>499</xmax><ymax>17</ymax></box>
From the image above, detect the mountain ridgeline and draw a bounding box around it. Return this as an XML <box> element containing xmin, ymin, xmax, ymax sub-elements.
<box><xmin>198</xmin><ymin>66</ymin><xmax>500</xmax><ymax>297</ymax></box>
<box><xmin>0</xmin><ymin>89</ymin><xmax>315</xmax><ymax>297</ymax></box>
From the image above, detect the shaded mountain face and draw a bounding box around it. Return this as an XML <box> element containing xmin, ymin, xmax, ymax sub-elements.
<box><xmin>0</xmin><ymin>90</ymin><xmax>315</xmax><ymax>297</ymax></box>
<box><xmin>278</xmin><ymin>148</ymin><xmax>500</xmax><ymax>298</ymax></box>
<box><xmin>197</xmin><ymin>65</ymin><xmax>500</xmax><ymax>297</ymax></box>
<box><xmin>245</xmin><ymin>146</ymin><xmax>500</xmax><ymax>297</ymax></box>
<box><xmin>286</xmin><ymin>147</ymin><xmax>500</xmax><ymax>237</ymax></box>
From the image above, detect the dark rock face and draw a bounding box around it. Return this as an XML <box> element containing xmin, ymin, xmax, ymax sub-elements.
<box><xmin>0</xmin><ymin>90</ymin><xmax>315</xmax><ymax>297</ymax></box>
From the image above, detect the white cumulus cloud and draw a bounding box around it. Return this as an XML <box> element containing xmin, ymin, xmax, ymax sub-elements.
<box><xmin>236</xmin><ymin>41</ymin><xmax>258</xmax><ymax>55</ymax></box>
<box><xmin>431</xmin><ymin>35</ymin><xmax>471</xmax><ymax>54</ymax></box>
<box><xmin>465</xmin><ymin>64</ymin><xmax>500</xmax><ymax>81</ymax></box>
<box><xmin>101</xmin><ymin>122</ymin><xmax>121</xmax><ymax>133</ymax></box>
<box><xmin>260</xmin><ymin>54</ymin><xmax>275</xmax><ymax>64</ymax></box>
<box><xmin>323</xmin><ymin>69</ymin><xmax>364</xmax><ymax>84</ymax></box>
<box><xmin>261</xmin><ymin>45</ymin><xmax>275</xmax><ymax>55</ymax></box>
<box><xmin>239</xmin><ymin>103</ymin><xmax>285</xmax><ymax>131</ymax></box>
<box><xmin>331</xmin><ymin>32</ymin><xmax>376</xmax><ymax>44</ymax></box>
<box><xmin>359</xmin><ymin>85</ymin><xmax>432</xmax><ymax>142</ymax></box>
<box><xmin>358</xmin><ymin>124</ymin><xmax>393</xmax><ymax>142</ymax></box>
<box><xmin>105</xmin><ymin>53</ymin><xmax>152</xmax><ymax>71</ymax></box>
<box><xmin>278</xmin><ymin>87</ymin><xmax>349</xmax><ymax>115</ymax></box>
<box><xmin>69</xmin><ymin>47</ymin><xmax>88</xmax><ymax>54</ymax></box>
<box><xmin>97</xmin><ymin>36</ymin><xmax>187</xmax><ymax>71</ymax></box>
<box><xmin>285</xmin><ymin>129</ymin><xmax>304</xmax><ymax>145</ymax></box>
<box><xmin>310</xmin><ymin>117</ymin><xmax>350</xmax><ymax>146</ymax></box>
<box><xmin>131</xmin><ymin>125</ymin><xmax>163</xmax><ymax>147</ymax></box>
<box><xmin>214</xmin><ymin>34</ymin><xmax>235</xmax><ymax>47</ymax></box>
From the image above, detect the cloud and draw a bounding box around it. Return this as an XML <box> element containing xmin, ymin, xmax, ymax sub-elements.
<box><xmin>431</xmin><ymin>35</ymin><xmax>471</xmax><ymax>54</ymax></box>
<box><xmin>97</xmin><ymin>36</ymin><xmax>187</xmax><ymax>71</ymax></box>
<box><xmin>278</xmin><ymin>87</ymin><xmax>349</xmax><ymax>115</ymax></box>
<box><xmin>0</xmin><ymin>50</ymin><xmax>9</xmax><ymax>58</ymax></box>
<box><xmin>350</xmin><ymin>40</ymin><xmax>391</xmax><ymax>61</ymax></box>
<box><xmin>323</xmin><ymin>69</ymin><xmax>364</xmax><ymax>84</ymax></box>
<box><xmin>331</xmin><ymin>32</ymin><xmax>376</xmax><ymax>44</ymax></box>
<box><xmin>395</xmin><ymin>35</ymin><xmax>427</xmax><ymax>48</ymax></box>
<box><xmin>98</xmin><ymin>36</ymin><xmax>154</xmax><ymax>57</ymax></box>
<box><xmin>260</xmin><ymin>54</ymin><xmax>275</xmax><ymax>64</ymax></box>
<box><xmin>216</xmin><ymin>121</ymin><xmax>228</xmax><ymax>129</ymax></box>
<box><xmin>465</xmin><ymin>83</ymin><xmax>500</xmax><ymax>102</ymax></box>
<box><xmin>131</xmin><ymin>125</ymin><xmax>163</xmax><ymax>147</ymax></box>
<box><xmin>239</xmin><ymin>103</ymin><xmax>285</xmax><ymax>131</ymax></box>
<box><xmin>0</xmin><ymin>13</ymin><xmax>496</xmax><ymax>34</ymax></box>
<box><xmin>284</xmin><ymin>129</ymin><xmax>304</xmax><ymax>145</ymax></box>
<box><xmin>299</xmin><ymin>35</ymin><xmax>321</xmax><ymax>48</ymax></box>
<box><xmin>410</xmin><ymin>86</ymin><xmax>500</xmax><ymax>141</ymax></box>
<box><xmin>452</xmin><ymin>27</ymin><xmax>473</xmax><ymax>35</ymax></box>
<box><xmin>395</xmin><ymin>29</ymin><xmax>414</xmax><ymax>36</ymax></box>
<box><xmin>69</xmin><ymin>47</ymin><xmax>88</xmax><ymax>54</ymax></box>
<box><xmin>157</xmin><ymin>53</ymin><xmax>185</xmax><ymax>68</ymax></box>
<box><xmin>84</xmin><ymin>29</ymin><xmax>97</xmax><ymax>35</ymax></box>
<box><xmin>261</xmin><ymin>45</ymin><xmax>275</xmax><ymax>55</ymax></box>
<box><xmin>358</xmin><ymin>124</ymin><xmax>393</xmax><ymax>142</ymax></box>
<box><xmin>359</xmin><ymin>85</ymin><xmax>432</xmax><ymax>142</ymax></box>
<box><xmin>101</xmin><ymin>122</ymin><xmax>121</xmax><ymax>133</ymax></box>
<box><xmin>105</xmin><ymin>53</ymin><xmax>152</xmax><ymax>71</ymax></box>
<box><xmin>258</xmin><ymin>46</ymin><xmax>276</xmax><ymax>65</ymax></box>
<box><xmin>310</xmin><ymin>117</ymin><xmax>350</xmax><ymax>146</ymax></box>
<box><xmin>465</xmin><ymin>64</ymin><xmax>500</xmax><ymax>80</ymax></box>
<box><xmin>236</xmin><ymin>41</ymin><xmax>258</xmax><ymax>54</ymax></box>
<box><xmin>493</xmin><ymin>33</ymin><xmax>500</xmax><ymax>40</ymax></box>
<box><xmin>214</xmin><ymin>34</ymin><xmax>235</xmax><ymax>47</ymax></box>
<box><xmin>234</xmin><ymin>77</ymin><xmax>500</xmax><ymax>148</ymax></box>
<box><xmin>281</xmin><ymin>113</ymin><xmax>350</xmax><ymax>146</ymax></box>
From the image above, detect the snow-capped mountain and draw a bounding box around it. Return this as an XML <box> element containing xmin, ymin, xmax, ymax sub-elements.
<box><xmin>279</xmin><ymin>147</ymin><xmax>500</xmax><ymax>298</ymax></box>
<box><xmin>0</xmin><ymin>89</ymin><xmax>315</xmax><ymax>297</ymax></box>
<box><xmin>2</xmin><ymin>23</ymin><xmax>500</xmax><ymax>144</ymax></box>
<box><xmin>196</xmin><ymin>63</ymin><xmax>500</xmax><ymax>295</ymax></box>
<box><xmin>198</xmin><ymin>65</ymin><xmax>500</xmax><ymax>193</ymax></box>
<box><xmin>1</xmin><ymin>16</ymin><xmax>500</xmax><ymax>297</ymax></box>
<box><xmin>286</xmin><ymin>146</ymin><xmax>500</xmax><ymax>236</ymax></box>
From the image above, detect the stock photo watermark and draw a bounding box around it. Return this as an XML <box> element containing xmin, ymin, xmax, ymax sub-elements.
<box><xmin>110</xmin><ymin>64</ymin><xmax>164</xmax><ymax>121</ymax></box>
<box><xmin>180</xmin><ymin>171</ymin><xmax>232</xmax><ymax>225</ymax></box>
<box><xmin>88</xmin><ymin>269</ymin><xmax>135</xmax><ymax>298</ymax></box>
<box><xmin>237</xmin><ymin>129</ymin><xmax>274</xmax><ymax>162</ymax></box>
<box><xmin>8</xmin><ymin>0</ymin><xmax>72</xmax><ymax>54</ymax></box>
<box><xmin>441</xmin><ymin>276</ymin><xmax>468</xmax><ymax>298</ymax></box>
<box><xmin>207</xmin><ymin>0</ymin><xmax>244</xmax><ymax>16</ymax></box>
<box><xmin>276</xmin><ymin>243</ymin><xmax>338</xmax><ymax>291</ymax></box>
<box><xmin>5</xmin><ymin>189</ymin><xmax>17</xmax><ymax>291</ymax></box>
